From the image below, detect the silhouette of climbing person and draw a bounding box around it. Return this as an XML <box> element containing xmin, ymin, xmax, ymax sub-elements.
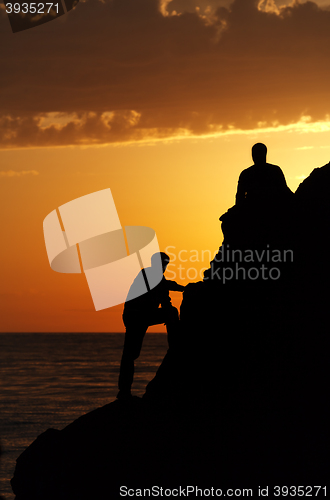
<box><xmin>117</xmin><ymin>252</ymin><xmax>185</xmax><ymax>400</ymax></box>
<box><xmin>235</xmin><ymin>143</ymin><xmax>293</xmax><ymax>206</ymax></box>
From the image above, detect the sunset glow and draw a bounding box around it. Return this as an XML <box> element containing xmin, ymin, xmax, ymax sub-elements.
<box><xmin>1</xmin><ymin>0</ymin><xmax>330</xmax><ymax>332</ymax></box>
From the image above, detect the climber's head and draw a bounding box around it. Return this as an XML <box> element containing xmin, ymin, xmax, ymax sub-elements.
<box><xmin>151</xmin><ymin>252</ymin><xmax>170</xmax><ymax>272</ymax></box>
<box><xmin>252</xmin><ymin>143</ymin><xmax>267</xmax><ymax>165</ymax></box>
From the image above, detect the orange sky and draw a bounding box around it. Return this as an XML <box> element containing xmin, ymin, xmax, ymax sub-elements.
<box><xmin>1</xmin><ymin>0</ymin><xmax>330</xmax><ymax>332</ymax></box>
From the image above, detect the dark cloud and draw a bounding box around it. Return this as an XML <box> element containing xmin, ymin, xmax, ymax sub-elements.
<box><xmin>161</xmin><ymin>0</ymin><xmax>232</xmax><ymax>17</ymax></box>
<box><xmin>1</xmin><ymin>0</ymin><xmax>330</xmax><ymax>148</ymax></box>
<box><xmin>163</xmin><ymin>0</ymin><xmax>330</xmax><ymax>15</ymax></box>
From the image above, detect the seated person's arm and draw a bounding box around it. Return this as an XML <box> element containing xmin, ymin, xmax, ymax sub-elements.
<box><xmin>235</xmin><ymin>173</ymin><xmax>246</xmax><ymax>205</ymax></box>
<box><xmin>275</xmin><ymin>166</ymin><xmax>294</xmax><ymax>195</ymax></box>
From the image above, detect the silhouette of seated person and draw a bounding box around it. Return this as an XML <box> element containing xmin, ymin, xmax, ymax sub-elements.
<box><xmin>117</xmin><ymin>252</ymin><xmax>185</xmax><ymax>400</ymax></box>
<box><xmin>235</xmin><ymin>143</ymin><xmax>293</xmax><ymax>207</ymax></box>
<box><xmin>221</xmin><ymin>143</ymin><xmax>293</xmax><ymax>247</ymax></box>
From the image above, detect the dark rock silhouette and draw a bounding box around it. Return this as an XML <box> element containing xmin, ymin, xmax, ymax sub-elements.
<box><xmin>11</xmin><ymin>162</ymin><xmax>330</xmax><ymax>499</ymax></box>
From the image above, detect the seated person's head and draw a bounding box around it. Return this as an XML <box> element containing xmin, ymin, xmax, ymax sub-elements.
<box><xmin>252</xmin><ymin>143</ymin><xmax>267</xmax><ymax>164</ymax></box>
<box><xmin>151</xmin><ymin>252</ymin><xmax>170</xmax><ymax>272</ymax></box>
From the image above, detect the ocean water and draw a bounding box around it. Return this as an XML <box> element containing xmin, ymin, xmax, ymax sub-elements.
<box><xmin>0</xmin><ymin>332</ymin><xmax>168</xmax><ymax>500</ymax></box>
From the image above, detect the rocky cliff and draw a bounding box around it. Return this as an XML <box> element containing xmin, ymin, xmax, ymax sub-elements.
<box><xmin>11</xmin><ymin>163</ymin><xmax>330</xmax><ymax>499</ymax></box>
